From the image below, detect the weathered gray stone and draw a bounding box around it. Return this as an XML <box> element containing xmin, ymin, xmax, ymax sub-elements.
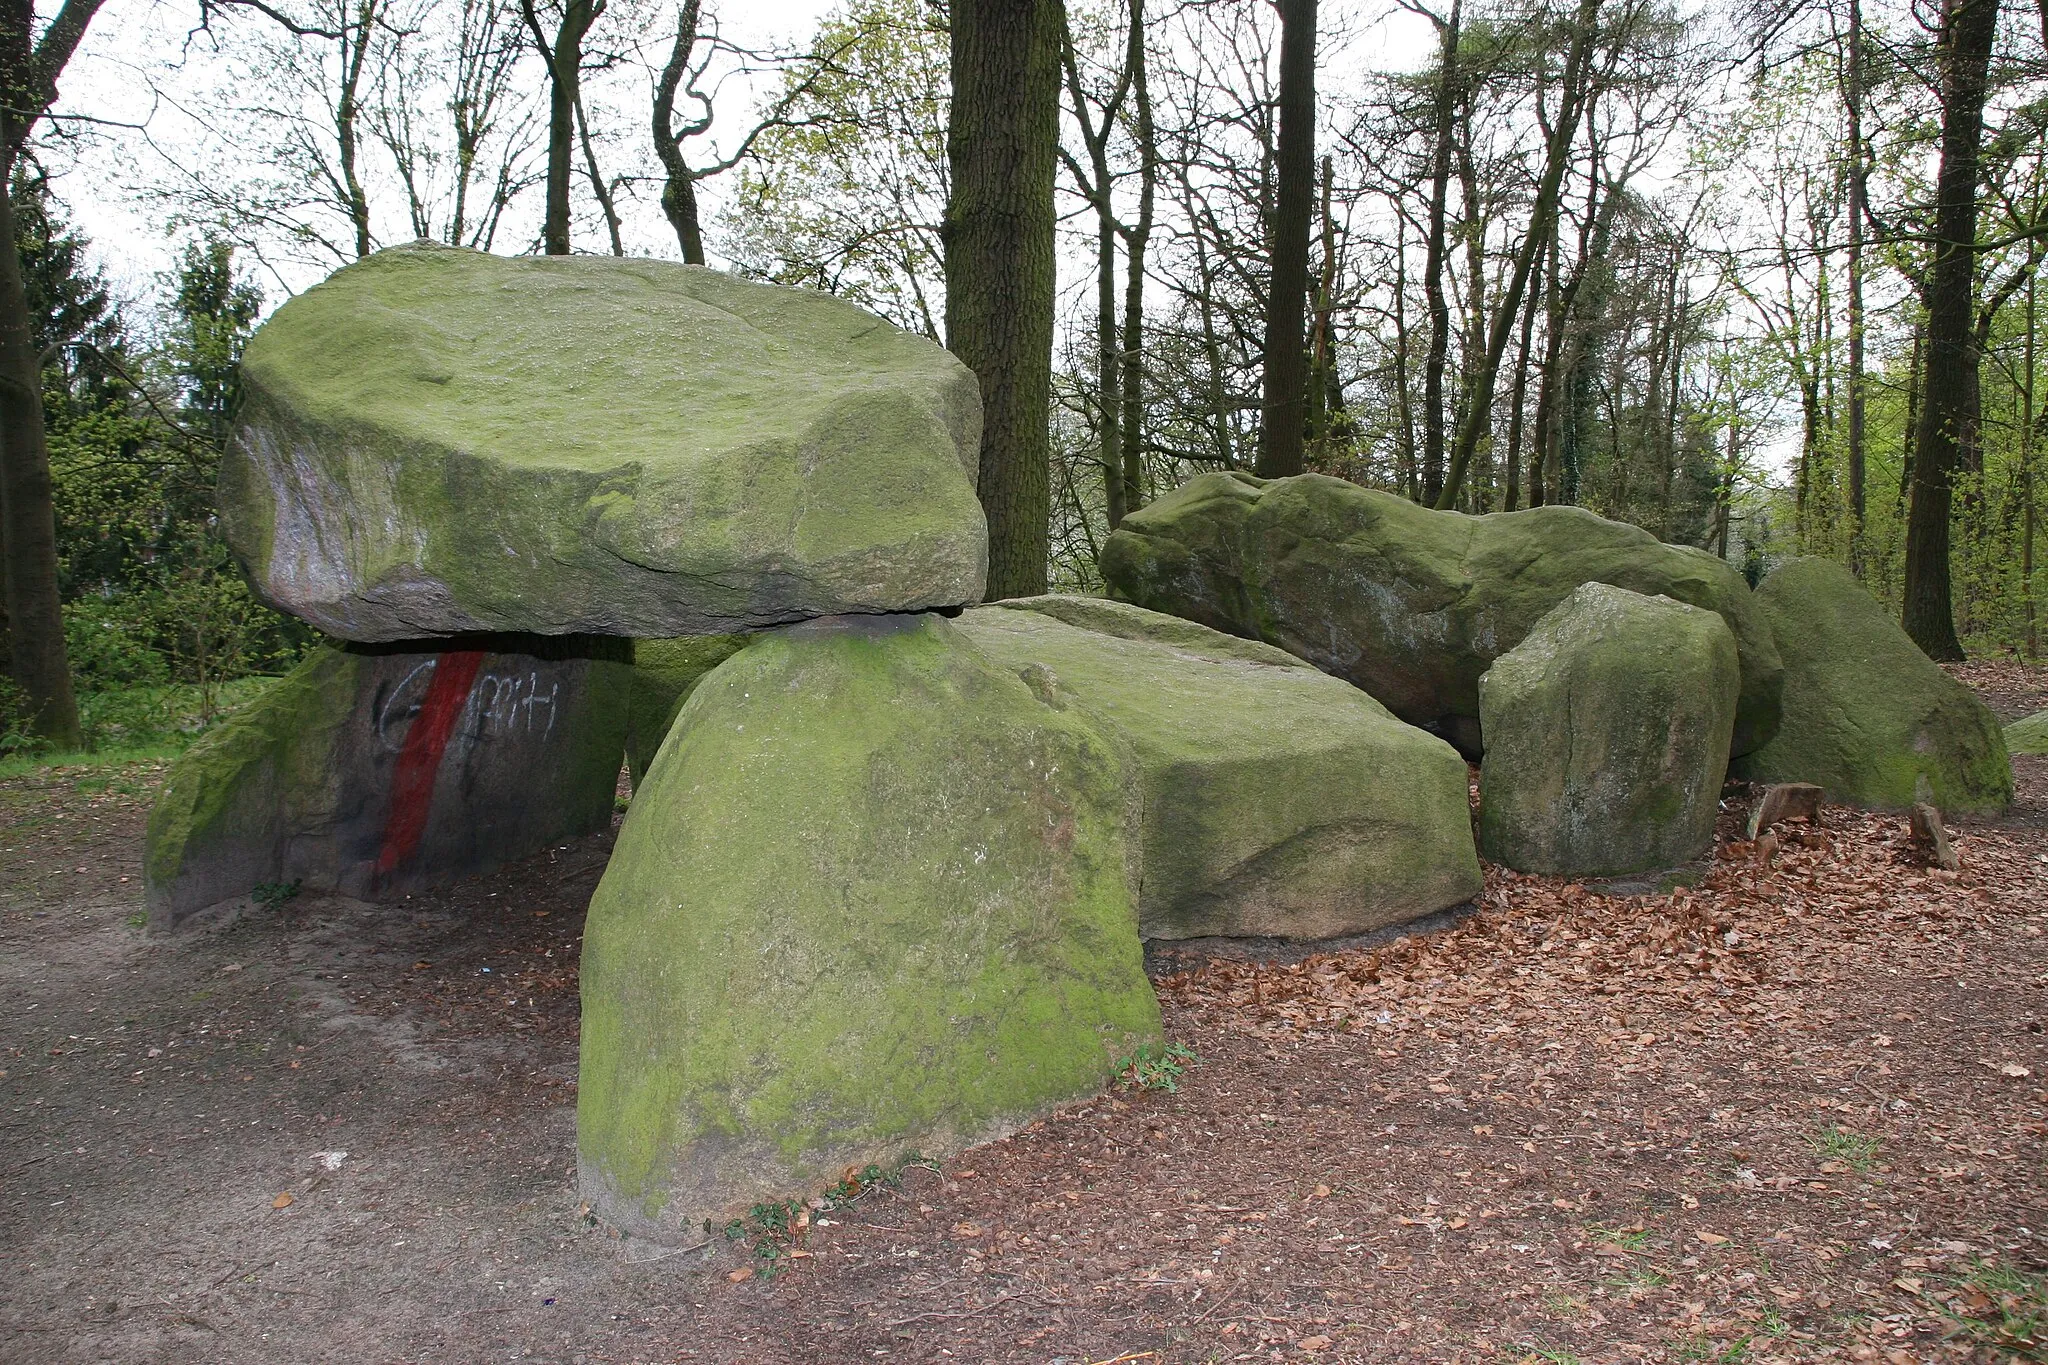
<box><xmin>955</xmin><ymin>597</ymin><xmax>1483</xmax><ymax>940</ymax></box>
<box><xmin>145</xmin><ymin>638</ymin><xmax>630</xmax><ymax>928</ymax></box>
<box><xmin>1099</xmin><ymin>471</ymin><xmax>1783</xmax><ymax>757</ymax></box>
<box><xmin>1731</xmin><ymin>558</ymin><xmax>2011</xmax><ymax>813</ymax></box>
<box><xmin>1478</xmin><ymin>584</ymin><xmax>1740</xmax><ymax>878</ymax></box>
<box><xmin>220</xmin><ymin>244</ymin><xmax>986</xmax><ymax>641</ymax></box>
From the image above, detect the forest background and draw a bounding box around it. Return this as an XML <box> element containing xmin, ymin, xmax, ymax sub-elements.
<box><xmin>5</xmin><ymin>0</ymin><xmax>2041</xmax><ymax>756</ymax></box>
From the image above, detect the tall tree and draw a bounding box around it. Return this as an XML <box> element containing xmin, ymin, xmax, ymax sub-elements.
<box><xmin>1903</xmin><ymin>0</ymin><xmax>2000</xmax><ymax>660</ymax></box>
<box><xmin>946</xmin><ymin>0</ymin><xmax>1065</xmax><ymax>597</ymax></box>
<box><xmin>1</xmin><ymin>0</ymin><xmax>105</xmax><ymax>746</ymax></box>
<box><xmin>1415</xmin><ymin>0</ymin><xmax>1461</xmax><ymax>504</ymax></box>
<box><xmin>1255</xmin><ymin>0</ymin><xmax>1317</xmax><ymax>478</ymax></box>
<box><xmin>521</xmin><ymin>0</ymin><xmax>603</xmax><ymax>255</ymax></box>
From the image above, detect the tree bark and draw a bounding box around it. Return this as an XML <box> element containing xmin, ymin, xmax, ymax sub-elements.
<box><xmin>653</xmin><ymin>0</ymin><xmax>706</xmax><ymax>264</ymax></box>
<box><xmin>946</xmin><ymin>0</ymin><xmax>1064</xmax><ymax>598</ymax></box>
<box><xmin>1843</xmin><ymin>0</ymin><xmax>1868</xmax><ymax>568</ymax></box>
<box><xmin>0</xmin><ymin>0</ymin><xmax>103</xmax><ymax>747</ymax></box>
<box><xmin>1117</xmin><ymin>0</ymin><xmax>1154</xmax><ymax>519</ymax></box>
<box><xmin>1418</xmin><ymin>0</ymin><xmax>1459</xmax><ymax>504</ymax></box>
<box><xmin>524</xmin><ymin>0</ymin><xmax>601</xmax><ymax>256</ymax></box>
<box><xmin>1254</xmin><ymin>0</ymin><xmax>1316</xmax><ymax>479</ymax></box>
<box><xmin>1902</xmin><ymin>0</ymin><xmax>1999</xmax><ymax>661</ymax></box>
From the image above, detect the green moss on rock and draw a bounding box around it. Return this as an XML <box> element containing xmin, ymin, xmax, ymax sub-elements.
<box><xmin>1732</xmin><ymin>558</ymin><xmax>2012</xmax><ymax>812</ymax></box>
<box><xmin>625</xmin><ymin>635</ymin><xmax>749</xmax><ymax>787</ymax></box>
<box><xmin>1099</xmin><ymin>472</ymin><xmax>1784</xmax><ymax>757</ymax></box>
<box><xmin>1478</xmin><ymin>584</ymin><xmax>1740</xmax><ymax>877</ymax></box>
<box><xmin>220</xmin><ymin>244</ymin><xmax>987</xmax><ymax>641</ymax></box>
<box><xmin>2007</xmin><ymin>710</ymin><xmax>2048</xmax><ymax>756</ymax></box>
<box><xmin>957</xmin><ymin>598</ymin><xmax>1482</xmax><ymax>939</ymax></box>
<box><xmin>577</xmin><ymin>614</ymin><xmax>1159</xmax><ymax>1239</ymax></box>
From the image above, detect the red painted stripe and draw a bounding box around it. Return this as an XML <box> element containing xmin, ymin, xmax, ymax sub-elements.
<box><xmin>375</xmin><ymin>651</ymin><xmax>487</xmax><ymax>881</ymax></box>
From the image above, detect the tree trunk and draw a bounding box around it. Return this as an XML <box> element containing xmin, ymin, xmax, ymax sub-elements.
<box><xmin>1254</xmin><ymin>0</ymin><xmax>1316</xmax><ymax>479</ymax></box>
<box><xmin>1902</xmin><ymin>0</ymin><xmax>1999</xmax><ymax>661</ymax></box>
<box><xmin>1844</xmin><ymin>0</ymin><xmax>1868</xmax><ymax>568</ymax></box>
<box><xmin>0</xmin><ymin>146</ymin><xmax>80</xmax><ymax>746</ymax></box>
<box><xmin>1117</xmin><ymin>0</ymin><xmax>1154</xmax><ymax>519</ymax></box>
<box><xmin>525</xmin><ymin>0</ymin><xmax>599</xmax><ymax>256</ymax></box>
<box><xmin>1502</xmin><ymin>250</ymin><xmax>1541</xmax><ymax>512</ymax></box>
<box><xmin>946</xmin><ymin>0</ymin><xmax>1064</xmax><ymax>598</ymax></box>
<box><xmin>654</xmin><ymin>0</ymin><xmax>707</xmax><ymax>264</ymax></box>
<box><xmin>2025</xmin><ymin>264</ymin><xmax>2039</xmax><ymax>658</ymax></box>
<box><xmin>1418</xmin><ymin>0</ymin><xmax>1459</xmax><ymax>504</ymax></box>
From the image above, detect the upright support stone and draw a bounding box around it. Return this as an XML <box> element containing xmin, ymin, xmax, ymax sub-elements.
<box><xmin>144</xmin><ymin>638</ymin><xmax>630</xmax><ymax>928</ymax></box>
<box><xmin>1478</xmin><ymin>584</ymin><xmax>1740</xmax><ymax>879</ymax></box>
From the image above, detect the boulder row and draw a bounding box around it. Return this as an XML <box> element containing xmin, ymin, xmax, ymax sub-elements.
<box><xmin>577</xmin><ymin>614</ymin><xmax>1160</xmax><ymax>1240</ymax></box>
<box><xmin>2007</xmin><ymin>709</ymin><xmax>2048</xmax><ymax>756</ymax></box>
<box><xmin>1099</xmin><ymin>471</ymin><xmax>1783</xmax><ymax>757</ymax></box>
<box><xmin>145</xmin><ymin>638</ymin><xmax>630</xmax><ymax>928</ymax></box>
<box><xmin>954</xmin><ymin>597</ymin><xmax>1483</xmax><ymax>940</ymax></box>
<box><xmin>1477</xmin><ymin>584</ymin><xmax>1739</xmax><ymax>878</ymax></box>
<box><xmin>220</xmin><ymin>243</ymin><xmax>987</xmax><ymax>641</ymax></box>
<box><xmin>1731</xmin><ymin>559</ymin><xmax>2012</xmax><ymax>813</ymax></box>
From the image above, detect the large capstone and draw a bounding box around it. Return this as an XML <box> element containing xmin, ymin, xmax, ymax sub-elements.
<box><xmin>1731</xmin><ymin>558</ymin><xmax>2012</xmax><ymax>812</ymax></box>
<box><xmin>578</xmin><ymin>614</ymin><xmax>1160</xmax><ymax>1239</ymax></box>
<box><xmin>220</xmin><ymin>244</ymin><xmax>987</xmax><ymax>641</ymax></box>
<box><xmin>144</xmin><ymin>638</ymin><xmax>630</xmax><ymax>928</ymax></box>
<box><xmin>1478</xmin><ymin>584</ymin><xmax>1740</xmax><ymax>878</ymax></box>
<box><xmin>953</xmin><ymin>596</ymin><xmax>1482</xmax><ymax>940</ymax></box>
<box><xmin>1099</xmin><ymin>471</ymin><xmax>1783</xmax><ymax>757</ymax></box>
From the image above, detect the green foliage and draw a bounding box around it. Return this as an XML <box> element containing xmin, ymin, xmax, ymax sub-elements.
<box><xmin>251</xmin><ymin>879</ymin><xmax>302</xmax><ymax>910</ymax></box>
<box><xmin>1118</xmin><ymin>1040</ymin><xmax>1198</xmax><ymax>1093</ymax></box>
<box><xmin>1806</xmin><ymin>1123</ymin><xmax>1881</xmax><ymax>1172</ymax></box>
<box><xmin>1931</xmin><ymin>1258</ymin><xmax>2048</xmax><ymax>1359</ymax></box>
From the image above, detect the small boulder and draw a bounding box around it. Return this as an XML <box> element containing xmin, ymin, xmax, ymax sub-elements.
<box><xmin>1099</xmin><ymin>471</ymin><xmax>1783</xmax><ymax>756</ymax></box>
<box><xmin>577</xmin><ymin>614</ymin><xmax>1160</xmax><ymax>1240</ymax></box>
<box><xmin>2007</xmin><ymin>709</ymin><xmax>2048</xmax><ymax>756</ymax></box>
<box><xmin>1478</xmin><ymin>584</ymin><xmax>1739</xmax><ymax>878</ymax></box>
<box><xmin>221</xmin><ymin>244</ymin><xmax>986</xmax><ymax>641</ymax></box>
<box><xmin>953</xmin><ymin>597</ymin><xmax>1483</xmax><ymax>940</ymax></box>
<box><xmin>1732</xmin><ymin>559</ymin><xmax>2012</xmax><ymax>813</ymax></box>
<box><xmin>145</xmin><ymin>638</ymin><xmax>630</xmax><ymax>928</ymax></box>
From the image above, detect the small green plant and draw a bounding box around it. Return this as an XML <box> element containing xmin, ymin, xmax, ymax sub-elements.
<box><xmin>1930</xmin><ymin>1258</ymin><xmax>2048</xmax><ymax>1359</ymax></box>
<box><xmin>1807</xmin><ymin>1123</ymin><xmax>1881</xmax><ymax>1172</ymax></box>
<box><xmin>1118</xmin><ymin>1040</ymin><xmax>1199</xmax><ymax>1093</ymax></box>
<box><xmin>126</xmin><ymin>912</ymin><xmax>147</xmax><ymax>928</ymax></box>
<box><xmin>251</xmin><ymin>879</ymin><xmax>302</xmax><ymax>910</ymax></box>
<box><xmin>1671</xmin><ymin>1334</ymin><xmax>1749</xmax><ymax>1363</ymax></box>
<box><xmin>1587</xmin><ymin>1223</ymin><xmax>1654</xmax><ymax>1251</ymax></box>
<box><xmin>1758</xmin><ymin>1309</ymin><xmax>1791</xmax><ymax>1337</ymax></box>
<box><xmin>1512</xmin><ymin>1343</ymin><xmax>1583</xmax><ymax>1365</ymax></box>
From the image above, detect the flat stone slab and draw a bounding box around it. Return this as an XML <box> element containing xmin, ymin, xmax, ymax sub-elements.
<box><xmin>955</xmin><ymin>597</ymin><xmax>1483</xmax><ymax>940</ymax></box>
<box><xmin>220</xmin><ymin>244</ymin><xmax>986</xmax><ymax>640</ymax></box>
<box><xmin>145</xmin><ymin>639</ymin><xmax>630</xmax><ymax>928</ymax></box>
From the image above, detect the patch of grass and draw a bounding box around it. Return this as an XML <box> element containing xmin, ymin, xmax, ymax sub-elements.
<box><xmin>251</xmin><ymin>880</ymin><xmax>302</xmax><ymax>911</ymax></box>
<box><xmin>1511</xmin><ymin>1343</ymin><xmax>1583</xmax><ymax>1365</ymax></box>
<box><xmin>1118</xmin><ymin>1040</ymin><xmax>1199</xmax><ymax>1093</ymax></box>
<box><xmin>1587</xmin><ymin>1223</ymin><xmax>1654</xmax><ymax>1251</ymax></box>
<box><xmin>0</xmin><ymin>676</ymin><xmax>278</xmax><ymax>781</ymax></box>
<box><xmin>1929</xmin><ymin>1258</ymin><xmax>2048</xmax><ymax>1359</ymax></box>
<box><xmin>1672</xmin><ymin>1334</ymin><xmax>1750</xmax><ymax>1363</ymax></box>
<box><xmin>1540</xmin><ymin>1290</ymin><xmax>1586</xmax><ymax>1317</ymax></box>
<box><xmin>706</xmin><ymin>1156</ymin><xmax>940</xmax><ymax>1281</ymax></box>
<box><xmin>1806</xmin><ymin>1123</ymin><xmax>1881</xmax><ymax>1172</ymax></box>
<box><xmin>1758</xmin><ymin>1308</ymin><xmax>1791</xmax><ymax>1337</ymax></box>
<box><xmin>1600</xmin><ymin>1264</ymin><xmax>1671</xmax><ymax>1292</ymax></box>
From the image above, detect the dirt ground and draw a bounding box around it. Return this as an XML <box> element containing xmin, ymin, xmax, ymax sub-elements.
<box><xmin>2</xmin><ymin>671</ymin><xmax>2044</xmax><ymax>1365</ymax></box>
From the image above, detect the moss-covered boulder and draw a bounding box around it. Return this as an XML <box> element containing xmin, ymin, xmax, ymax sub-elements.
<box><xmin>2007</xmin><ymin>709</ymin><xmax>2048</xmax><ymax>756</ymax></box>
<box><xmin>624</xmin><ymin>635</ymin><xmax>748</xmax><ymax>787</ymax></box>
<box><xmin>955</xmin><ymin>597</ymin><xmax>1482</xmax><ymax>940</ymax></box>
<box><xmin>145</xmin><ymin>638</ymin><xmax>630</xmax><ymax>928</ymax></box>
<box><xmin>1478</xmin><ymin>584</ymin><xmax>1739</xmax><ymax>877</ymax></box>
<box><xmin>578</xmin><ymin>614</ymin><xmax>1160</xmax><ymax>1239</ymax></box>
<box><xmin>1732</xmin><ymin>559</ymin><xmax>2012</xmax><ymax>812</ymax></box>
<box><xmin>220</xmin><ymin>244</ymin><xmax>986</xmax><ymax>641</ymax></box>
<box><xmin>1100</xmin><ymin>471</ymin><xmax>1783</xmax><ymax>757</ymax></box>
